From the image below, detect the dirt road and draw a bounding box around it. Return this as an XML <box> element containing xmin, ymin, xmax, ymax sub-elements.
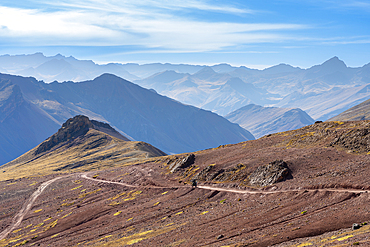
<box><xmin>81</xmin><ymin>173</ymin><xmax>369</xmax><ymax>195</ymax></box>
<box><xmin>1</xmin><ymin>173</ymin><xmax>368</xmax><ymax>241</ymax></box>
<box><xmin>0</xmin><ymin>176</ymin><xmax>67</xmax><ymax>241</ymax></box>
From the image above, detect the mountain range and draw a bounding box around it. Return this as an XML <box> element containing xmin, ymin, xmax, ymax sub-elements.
<box><xmin>135</xmin><ymin>57</ymin><xmax>370</xmax><ymax>119</ymax></box>
<box><xmin>0</xmin><ymin>72</ymin><xmax>254</xmax><ymax>165</ymax></box>
<box><xmin>2</xmin><ymin>53</ymin><xmax>370</xmax><ymax>120</ymax></box>
<box><xmin>0</xmin><ymin>53</ymin><xmax>139</xmax><ymax>82</ymax></box>
<box><xmin>135</xmin><ymin>67</ymin><xmax>279</xmax><ymax>116</ymax></box>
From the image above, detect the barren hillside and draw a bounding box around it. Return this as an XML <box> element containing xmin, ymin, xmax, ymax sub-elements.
<box><xmin>1</xmin><ymin>121</ymin><xmax>370</xmax><ymax>246</ymax></box>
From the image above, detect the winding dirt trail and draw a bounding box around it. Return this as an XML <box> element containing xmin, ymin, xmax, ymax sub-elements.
<box><xmin>81</xmin><ymin>173</ymin><xmax>370</xmax><ymax>195</ymax></box>
<box><xmin>0</xmin><ymin>176</ymin><xmax>67</xmax><ymax>241</ymax></box>
<box><xmin>1</xmin><ymin>173</ymin><xmax>368</xmax><ymax>242</ymax></box>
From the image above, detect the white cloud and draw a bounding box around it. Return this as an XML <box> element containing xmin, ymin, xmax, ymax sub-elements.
<box><xmin>343</xmin><ymin>1</ymin><xmax>370</xmax><ymax>10</ymax></box>
<box><xmin>42</xmin><ymin>0</ymin><xmax>253</xmax><ymax>15</ymax></box>
<box><xmin>0</xmin><ymin>7</ymin><xmax>123</xmax><ymax>44</ymax></box>
<box><xmin>0</xmin><ymin>1</ymin><xmax>309</xmax><ymax>51</ymax></box>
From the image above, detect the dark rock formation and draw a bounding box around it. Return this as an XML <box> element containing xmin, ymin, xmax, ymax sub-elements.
<box><xmin>330</xmin><ymin>127</ymin><xmax>370</xmax><ymax>153</ymax></box>
<box><xmin>352</xmin><ymin>223</ymin><xmax>361</xmax><ymax>230</ymax></box>
<box><xmin>194</xmin><ymin>163</ymin><xmax>248</xmax><ymax>183</ymax></box>
<box><xmin>248</xmin><ymin>160</ymin><xmax>290</xmax><ymax>187</ymax></box>
<box><xmin>167</xmin><ymin>154</ymin><xmax>195</xmax><ymax>173</ymax></box>
<box><xmin>34</xmin><ymin>115</ymin><xmax>93</xmax><ymax>155</ymax></box>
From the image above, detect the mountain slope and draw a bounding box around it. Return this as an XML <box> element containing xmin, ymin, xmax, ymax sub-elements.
<box><xmin>0</xmin><ymin>73</ymin><xmax>254</xmax><ymax>164</ymax></box>
<box><xmin>3</xmin><ymin>54</ymin><xmax>370</xmax><ymax>121</ymax></box>
<box><xmin>0</xmin><ymin>79</ymin><xmax>60</xmax><ymax>165</ymax></box>
<box><xmin>1</xmin><ymin>121</ymin><xmax>370</xmax><ymax>247</ymax></box>
<box><xmin>276</xmin><ymin>83</ymin><xmax>370</xmax><ymax>120</ymax></box>
<box><xmin>225</xmin><ymin>104</ymin><xmax>314</xmax><ymax>138</ymax></box>
<box><xmin>329</xmin><ymin>97</ymin><xmax>370</xmax><ymax>121</ymax></box>
<box><xmin>2</xmin><ymin>115</ymin><xmax>166</xmax><ymax>180</ymax></box>
<box><xmin>41</xmin><ymin>73</ymin><xmax>255</xmax><ymax>154</ymax></box>
<box><xmin>135</xmin><ymin>68</ymin><xmax>280</xmax><ymax>116</ymax></box>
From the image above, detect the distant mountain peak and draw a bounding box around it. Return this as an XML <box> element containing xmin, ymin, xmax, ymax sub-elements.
<box><xmin>194</xmin><ymin>66</ymin><xmax>216</xmax><ymax>75</ymax></box>
<box><xmin>262</xmin><ymin>63</ymin><xmax>301</xmax><ymax>74</ymax></box>
<box><xmin>192</xmin><ymin>66</ymin><xmax>217</xmax><ymax>79</ymax></box>
<box><xmin>321</xmin><ymin>56</ymin><xmax>347</xmax><ymax>69</ymax></box>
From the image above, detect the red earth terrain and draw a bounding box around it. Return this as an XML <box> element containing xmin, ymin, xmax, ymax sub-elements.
<box><xmin>1</xmin><ymin>120</ymin><xmax>370</xmax><ymax>246</ymax></box>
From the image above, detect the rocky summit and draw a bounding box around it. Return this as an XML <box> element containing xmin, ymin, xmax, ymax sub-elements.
<box><xmin>34</xmin><ymin>115</ymin><xmax>129</xmax><ymax>155</ymax></box>
<box><xmin>1</xmin><ymin>115</ymin><xmax>166</xmax><ymax>180</ymax></box>
<box><xmin>34</xmin><ymin>115</ymin><xmax>95</xmax><ymax>155</ymax></box>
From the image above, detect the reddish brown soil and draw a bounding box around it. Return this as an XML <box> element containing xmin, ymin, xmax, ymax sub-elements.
<box><xmin>1</xmin><ymin>121</ymin><xmax>370</xmax><ymax>246</ymax></box>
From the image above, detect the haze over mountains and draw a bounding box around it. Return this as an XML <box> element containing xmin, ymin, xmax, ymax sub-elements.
<box><xmin>2</xmin><ymin>52</ymin><xmax>370</xmax><ymax>165</ymax></box>
<box><xmin>0</xmin><ymin>72</ymin><xmax>254</xmax><ymax>165</ymax></box>
<box><xmin>0</xmin><ymin>53</ymin><xmax>139</xmax><ymax>82</ymax></box>
<box><xmin>1</xmin><ymin>53</ymin><xmax>369</xmax><ymax>121</ymax></box>
<box><xmin>225</xmin><ymin>104</ymin><xmax>315</xmax><ymax>138</ymax></box>
<box><xmin>329</xmin><ymin>97</ymin><xmax>370</xmax><ymax>121</ymax></box>
<box><xmin>135</xmin><ymin>57</ymin><xmax>370</xmax><ymax>119</ymax></box>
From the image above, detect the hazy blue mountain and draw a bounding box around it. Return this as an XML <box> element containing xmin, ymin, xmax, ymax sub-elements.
<box><xmin>0</xmin><ymin>53</ymin><xmax>139</xmax><ymax>82</ymax></box>
<box><xmin>120</xmin><ymin>63</ymin><xmax>204</xmax><ymax>79</ymax></box>
<box><xmin>262</xmin><ymin>63</ymin><xmax>302</xmax><ymax>75</ymax></box>
<box><xmin>2</xmin><ymin>54</ymin><xmax>370</xmax><ymax>121</ymax></box>
<box><xmin>210</xmin><ymin>63</ymin><xmax>237</xmax><ymax>73</ymax></box>
<box><xmin>225</xmin><ymin>104</ymin><xmax>314</xmax><ymax>138</ymax></box>
<box><xmin>230</xmin><ymin>57</ymin><xmax>368</xmax><ymax>96</ymax></box>
<box><xmin>135</xmin><ymin>67</ymin><xmax>280</xmax><ymax>116</ymax></box>
<box><xmin>328</xmin><ymin>96</ymin><xmax>370</xmax><ymax>121</ymax></box>
<box><xmin>275</xmin><ymin>83</ymin><xmax>370</xmax><ymax>120</ymax></box>
<box><xmin>0</xmin><ymin>73</ymin><xmax>254</xmax><ymax>165</ymax></box>
<box><xmin>135</xmin><ymin>57</ymin><xmax>370</xmax><ymax>118</ymax></box>
<box><xmin>200</xmin><ymin>77</ymin><xmax>278</xmax><ymax>116</ymax></box>
<box><xmin>0</xmin><ymin>77</ymin><xmax>60</xmax><ymax>165</ymax></box>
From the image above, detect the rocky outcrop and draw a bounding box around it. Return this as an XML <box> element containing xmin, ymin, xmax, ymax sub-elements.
<box><xmin>330</xmin><ymin>127</ymin><xmax>370</xmax><ymax>153</ymax></box>
<box><xmin>34</xmin><ymin>115</ymin><xmax>130</xmax><ymax>155</ymax></box>
<box><xmin>248</xmin><ymin>160</ymin><xmax>290</xmax><ymax>187</ymax></box>
<box><xmin>167</xmin><ymin>154</ymin><xmax>195</xmax><ymax>173</ymax></box>
<box><xmin>195</xmin><ymin>163</ymin><xmax>248</xmax><ymax>182</ymax></box>
<box><xmin>34</xmin><ymin>115</ymin><xmax>93</xmax><ymax>155</ymax></box>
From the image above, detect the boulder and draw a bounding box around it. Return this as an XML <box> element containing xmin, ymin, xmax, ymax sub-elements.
<box><xmin>248</xmin><ymin>160</ymin><xmax>290</xmax><ymax>187</ymax></box>
<box><xmin>352</xmin><ymin>223</ymin><xmax>361</xmax><ymax>230</ymax></box>
<box><xmin>168</xmin><ymin>154</ymin><xmax>195</xmax><ymax>173</ymax></box>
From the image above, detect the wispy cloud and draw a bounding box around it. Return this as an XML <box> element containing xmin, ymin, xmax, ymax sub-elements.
<box><xmin>41</xmin><ymin>0</ymin><xmax>254</xmax><ymax>15</ymax></box>
<box><xmin>0</xmin><ymin>1</ymin><xmax>309</xmax><ymax>52</ymax></box>
<box><xmin>309</xmin><ymin>0</ymin><xmax>370</xmax><ymax>11</ymax></box>
<box><xmin>343</xmin><ymin>1</ymin><xmax>370</xmax><ymax>10</ymax></box>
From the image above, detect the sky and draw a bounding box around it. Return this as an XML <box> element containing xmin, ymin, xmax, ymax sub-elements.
<box><xmin>0</xmin><ymin>0</ymin><xmax>369</xmax><ymax>69</ymax></box>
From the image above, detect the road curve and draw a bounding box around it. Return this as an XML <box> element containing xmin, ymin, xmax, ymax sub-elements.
<box><xmin>81</xmin><ymin>173</ymin><xmax>178</xmax><ymax>189</ymax></box>
<box><xmin>0</xmin><ymin>176</ymin><xmax>67</xmax><ymax>241</ymax></box>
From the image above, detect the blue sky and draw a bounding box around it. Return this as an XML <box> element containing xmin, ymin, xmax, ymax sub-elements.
<box><xmin>0</xmin><ymin>0</ymin><xmax>369</xmax><ymax>68</ymax></box>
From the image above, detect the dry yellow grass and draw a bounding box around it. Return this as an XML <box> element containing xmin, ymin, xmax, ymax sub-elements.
<box><xmin>0</xmin><ymin>129</ymin><xmax>166</xmax><ymax>181</ymax></box>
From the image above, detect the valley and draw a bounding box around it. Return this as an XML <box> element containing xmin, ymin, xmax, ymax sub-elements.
<box><xmin>1</xmin><ymin>0</ymin><xmax>370</xmax><ymax>246</ymax></box>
